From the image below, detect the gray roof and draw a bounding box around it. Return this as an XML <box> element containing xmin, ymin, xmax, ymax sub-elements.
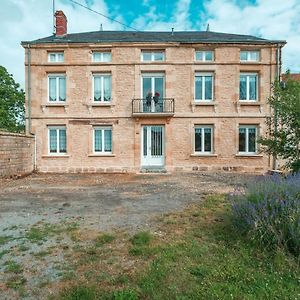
<box><xmin>22</xmin><ymin>30</ymin><xmax>286</xmax><ymax>45</ymax></box>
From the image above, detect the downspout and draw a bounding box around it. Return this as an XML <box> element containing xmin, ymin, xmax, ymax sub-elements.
<box><xmin>272</xmin><ymin>43</ymin><xmax>282</xmax><ymax>170</ymax></box>
<box><xmin>27</xmin><ymin>44</ymin><xmax>32</xmax><ymax>134</ymax></box>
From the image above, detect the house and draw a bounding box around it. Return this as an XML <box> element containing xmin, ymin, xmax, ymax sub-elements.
<box><xmin>21</xmin><ymin>11</ymin><xmax>286</xmax><ymax>173</ymax></box>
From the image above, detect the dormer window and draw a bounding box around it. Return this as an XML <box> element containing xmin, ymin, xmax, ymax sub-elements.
<box><xmin>195</xmin><ymin>50</ymin><xmax>213</xmax><ymax>61</ymax></box>
<box><xmin>92</xmin><ymin>51</ymin><xmax>111</xmax><ymax>62</ymax></box>
<box><xmin>48</xmin><ymin>52</ymin><xmax>64</xmax><ymax>62</ymax></box>
<box><xmin>141</xmin><ymin>51</ymin><xmax>165</xmax><ymax>62</ymax></box>
<box><xmin>240</xmin><ymin>50</ymin><xmax>260</xmax><ymax>62</ymax></box>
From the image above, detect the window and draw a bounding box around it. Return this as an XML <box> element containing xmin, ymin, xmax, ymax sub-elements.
<box><xmin>239</xmin><ymin>73</ymin><xmax>258</xmax><ymax>101</ymax></box>
<box><xmin>92</xmin><ymin>52</ymin><xmax>111</xmax><ymax>62</ymax></box>
<box><xmin>240</xmin><ymin>50</ymin><xmax>259</xmax><ymax>62</ymax></box>
<box><xmin>48</xmin><ymin>126</ymin><xmax>67</xmax><ymax>154</ymax></box>
<box><xmin>195</xmin><ymin>50</ymin><xmax>213</xmax><ymax>61</ymax></box>
<box><xmin>93</xmin><ymin>127</ymin><xmax>112</xmax><ymax>153</ymax></box>
<box><xmin>93</xmin><ymin>74</ymin><xmax>111</xmax><ymax>102</ymax></box>
<box><xmin>141</xmin><ymin>51</ymin><xmax>165</xmax><ymax>62</ymax></box>
<box><xmin>48</xmin><ymin>75</ymin><xmax>66</xmax><ymax>102</ymax></box>
<box><xmin>48</xmin><ymin>52</ymin><xmax>64</xmax><ymax>62</ymax></box>
<box><xmin>239</xmin><ymin>126</ymin><xmax>257</xmax><ymax>154</ymax></box>
<box><xmin>195</xmin><ymin>73</ymin><xmax>213</xmax><ymax>101</ymax></box>
<box><xmin>194</xmin><ymin>126</ymin><xmax>213</xmax><ymax>154</ymax></box>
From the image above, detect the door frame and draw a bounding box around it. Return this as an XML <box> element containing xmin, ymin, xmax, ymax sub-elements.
<box><xmin>141</xmin><ymin>125</ymin><xmax>165</xmax><ymax>167</ymax></box>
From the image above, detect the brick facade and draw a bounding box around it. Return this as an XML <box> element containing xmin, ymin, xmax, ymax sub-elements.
<box><xmin>0</xmin><ymin>131</ymin><xmax>35</xmax><ymax>177</ymax></box>
<box><xmin>23</xmin><ymin>32</ymin><xmax>283</xmax><ymax>173</ymax></box>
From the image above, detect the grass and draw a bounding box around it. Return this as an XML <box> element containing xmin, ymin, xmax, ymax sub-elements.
<box><xmin>55</xmin><ymin>195</ymin><xmax>300</xmax><ymax>299</ymax></box>
<box><xmin>0</xmin><ymin>235</ymin><xmax>13</xmax><ymax>245</ymax></box>
<box><xmin>94</xmin><ymin>233</ymin><xmax>115</xmax><ymax>247</ymax></box>
<box><xmin>4</xmin><ymin>260</ymin><xmax>23</xmax><ymax>274</ymax></box>
<box><xmin>6</xmin><ymin>275</ymin><xmax>27</xmax><ymax>290</ymax></box>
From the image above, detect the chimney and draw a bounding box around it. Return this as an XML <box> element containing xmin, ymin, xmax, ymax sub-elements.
<box><xmin>55</xmin><ymin>10</ymin><xmax>67</xmax><ymax>36</ymax></box>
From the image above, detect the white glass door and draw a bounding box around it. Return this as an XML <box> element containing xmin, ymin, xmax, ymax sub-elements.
<box><xmin>141</xmin><ymin>125</ymin><xmax>164</xmax><ymax>166</ymax></box>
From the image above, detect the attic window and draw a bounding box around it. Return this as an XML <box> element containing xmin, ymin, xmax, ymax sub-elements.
<box><xmin>92</xmin><ymin>51</ymin><xmax>112</xmax><ymax>62</ymax></box>
<box><xmin>48</xmin><ymin>52</ymin><xmax>64</xmax><ymax>62</ymax></box>
<box><xmin>195</xmin><ymin>50</ymin><xmax>213</xmax><ymax>62</ymax></box>
<box><xmin>141</xmin><ymin>51</ymin><xmax>165</xmax><ymax>62</ymax></box>
<box><xmin>240</xmin><ymin>50</ymin><xmax>260</xmax><ymax>62</ymax></box>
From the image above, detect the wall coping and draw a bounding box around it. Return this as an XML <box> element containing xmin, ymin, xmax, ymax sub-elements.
<box><xmin>0</xmin><ymin>131</ymin><xmax>35</xmax><ymax>138</ymax></box>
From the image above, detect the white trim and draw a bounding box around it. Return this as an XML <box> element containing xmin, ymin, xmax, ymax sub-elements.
<box><xmin>47</xmin><ymin>126</ymin><xmax>67</xmax><ymax>155</ymax></box>
<box><xmin>240</xmin><ymin>50</ymin><xmax>260</xmax><ymax>62</ymax></box>
<box><xmin>48</xmin><ymin>52</ymin><xmax>64</xmax><ymax>63</ymax></box>
<box><xmin>195</xmin><ymin>50</ymin><xmax>214</xmax><ymax>61</ymax></box>
<box><xmin>92</xmin><ymin>51</ymin><xmax>112</xmax><ymax>62</ymax></box>
<box><xmin>141</xmin><ymin>51</ymin><xmax>165</xmax><ymax>62</ymax></box>
<box><xmin>93</xmin><ymin>126</ymin><xmax>112</xmax><ymax>154</ymax></box>
<box><xmin>238</xmin><ymin>125</ymin><xmax>258</xmax><ymax>154</ymax></box>
<box><xmin>47</xmin><ymin>74</ymin><xmax>66</xmax><ymax>103</ymax></box>
<box><xmin>194</xmin><ymin>125</ymin><xmax>214</xmax><ymax>154</ymax></box>
<box><xmin>194</xmin><ymin>72</ymin><xmax>214</xmax><ymax>101</ymax></box>
<box><xmin>239</xmin><ymin>73</ymin><xmax>258</xmax><ymax>101</ymax></box>
<box><xmin>92</xmin><ymin>74</ymin><xmax>112</xmax><ymax>102</ymax></box>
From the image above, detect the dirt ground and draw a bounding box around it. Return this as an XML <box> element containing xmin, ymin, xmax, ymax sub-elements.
<box><xmin>0</xmin><ymin>172</ymin><xmax>255</xmax><ymax>233</ymax></box>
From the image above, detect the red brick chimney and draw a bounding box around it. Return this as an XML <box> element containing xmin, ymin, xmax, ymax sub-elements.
<box><xmin>55</xmin><ymin>10</ymin><xmax>67</xmax><ymax>36</ymax></box>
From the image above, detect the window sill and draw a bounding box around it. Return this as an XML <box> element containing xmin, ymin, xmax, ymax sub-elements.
<box><xmin>42</xmin><ymin>155</ymin><xmax>69</xmax><ymax>158</ymax></box>
<box><xmin>191</xmin><ymin>101</ymin><xmax>217</xmax><ymax>112</ymax></box>
<box><xmin>41</xmin><ymin>103</ymin><xmax>68</xmax><ymax>112</ymax></box>
<box><xmin>235</xmin><ymin>154</ymin><xmax>263</xmax><ymax>158</ymax></box>
<box><xmin>190</xmin><ymin>153</ymin><xmax>218</xmax><ymax>157</ymax></box>
<box><xmin>88</xmin><ymin>153</ymin><xmax>115</xmax><ymax>157</ymax></box>
<box><xmin>86</xmin><ymin>103</ymin><xmax>115</xmax><ymax>112</ymax></box>
<box><xmin>236</xmin><ymin>101</ymin><xmax>263</xmax><ymax>113</ymax></box>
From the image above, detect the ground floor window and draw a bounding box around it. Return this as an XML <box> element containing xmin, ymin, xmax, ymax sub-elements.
<box><xmin>48</xmin><ymin>126</ymin><xmax>67</xmax><ymax>154</ymax></box>
<box><xmin>194</xmin><ymin>125</ymin><xmax>213</xmax><ymax>153</ymax></box>
<box><xmin>239</xmin><ymin>125</ymin><xmax>258</xmax><ymax>154</ymax></box>
<box><xmin>94</xmin><ymin>126</ymin><xmax>112</xmax><ymax>153</ymax></box>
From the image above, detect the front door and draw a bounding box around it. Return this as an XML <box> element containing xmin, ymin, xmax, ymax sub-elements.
<box><xmin>141</xmin><ymin>125</ymin><xmax>164</xmax><ymax>167</ymax></box>
<box><xmin>142</xmin><ymin>74</ymin><xmax>165</xmax><ymax>113</ymax></box>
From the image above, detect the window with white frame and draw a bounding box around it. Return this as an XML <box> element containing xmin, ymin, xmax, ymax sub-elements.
<box><xmin>48</xmin><ymin>126</ymin><xmax>67</xmax><ymax>154</ymax></box>
<box><xmin>92</xmin><ymin>51</ymin><xmax>112</xmax><ymax>62</ymax></box>
<box><xmin>48</xmin><ymin>52</ymin><xmax>64</xmax><ymax>62</ymax></box>
<box><xmin>240</xmin><ymin>50</ymin><xmax>259</xmax><ymax>62</ymax></box>
<box><xmin>93</xmin><ymin>126</ymin><xmax>112</xmax><ymax>153</ymax></box>
<box><xmin>93</xmin><ymin>74</ymin><xmax>111</xmax><ymax>102</ymax></box>
<box><xmin>48</xmin><ymin>75</ymin><xmax>66</xmax><ymax>102</ymax></box>
<box><xmin>194</xmin><ymin>126</ymin><xmax>213</xmax><ymax>153</ymax></box>
<box><xmin>239</xmin><ymin>73</ymin><xmax>258</xmax><ymax>101</ymax></box>
<box><xmin>239</xmin><ymin>125</ymin><xmax>258</xmax><ymax>154</ymax></box>
<box><xmin>195</xmin><ymin>73</ymin><xmax>214</xmax><ymax>101</ymax></box>
<box><xmin>195</xmin><ymin>50</ymin><xmax>214</xmax><ymax>61</ymax></box>
<box><xmin>141</xmin><ymin>51</ymin><xmax>165</xmax><ymax>62</ymax></box>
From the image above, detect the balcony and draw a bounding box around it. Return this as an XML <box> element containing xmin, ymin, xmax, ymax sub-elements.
<box><xmin>132</xmin><ymin>98</ymin><xmax>175</xmax><ymax>117</ymax></box>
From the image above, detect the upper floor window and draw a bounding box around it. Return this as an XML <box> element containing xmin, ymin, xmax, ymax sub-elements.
<box><xmin>194</xmin><ymin>125</ymin><xmax>213</xmax><ymax>154</ymax></box>
<box><xmin>93</xmin><ymin>126</ymin><xmax>112</xmax><ymax>153</ymax></box>
<box><xmin>48</xmin><ymin>52</ymin><xmax>64</xmax><ymax>62</ymax></box>
<box><xmin>240</xmin><ymin>51</ymin><xmax>259</xmax><ymax>62</ymax></box>
<box><xmin>195</xmin><ymin>73</ymin><xmax>213</xmax><ymax>101</ymax></box>
<box><xmin>141</xmin><ymin>51</ymin><xmax>165</xmax><ymax>62</ymax></box>
<box><xmin>93</xmin><ymin>74</ymin><xmax>111</xmax><ymax>102</ymax></box>
<box><xmin>195</xmin><ymin>50</ymin><xmax>214</xmax><ymax>61</ymax></box>
<box><xmin>48</xmin><ymin>74</ymin><xmax>66</xmax><ymax>102</ymax></box>
<box><xmin>239</xmin><ymin>125</ymin><xmax>258</xmax><ymax>154</ymax></box>
<box><xmin>92</xmin><ymin>51</ymin><xmax>112</xmax><ymax>62</ymax></box>
<box><xmin>48</xmin><ymin>126</ymin><xmax>67</xmax><ymax>154</ymax></box>
<box><xmin>239</xmin><ymin>73</ymin><xmax>258</xmax><ymax>101</ymax></box>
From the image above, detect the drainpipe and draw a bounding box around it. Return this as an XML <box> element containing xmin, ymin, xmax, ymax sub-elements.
<box><xmin>27</xmin><ymin>44</ymin><xmax>32</xmax><ymax>134</ymax></box>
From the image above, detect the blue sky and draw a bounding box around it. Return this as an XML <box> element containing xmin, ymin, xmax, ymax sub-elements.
<box><xmin>0</xmin><ymin>0</ymin><xmax>299</xmax><ymax>87</ymax></box>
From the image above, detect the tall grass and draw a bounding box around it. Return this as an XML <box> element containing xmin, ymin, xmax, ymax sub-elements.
<box><xmin>229</xmin><ymin>173</ymin><xmax>300</xmax><ymax>257</ymax></box>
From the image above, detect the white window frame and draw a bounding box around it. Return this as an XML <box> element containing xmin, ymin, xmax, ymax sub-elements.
<box><xmin>194</xmin><ymin>125</ymin><xmax>214</xmax><ymax>154</ymax></box>
<box><xmin>141</xmin><ymin>51</ymin><xmax>165</xmax><ymax>62</ymax></box>
<box><xmin>93</xmin><ymin>126</ymin><xmax>112</xmax><ymax>154</ymax></box>
<box><xmin>92</xmin><ymin>74</ymin><xmax>112</xmax><ymax>102</ymax></box>
<box><xmin>47</xmin><ymin>74</ymin><xmax>66</xmax><ymax>102</ymax></box>
<box><xmin>239</xmin><ymin>73</ymin><xmax>258</xmax><ymax>101</ymax></box>
<box><xmin>48</xmin><ymin>126</ymin><xmax>67</xmax><ymax>155</ymax></box>
<box><xmin>48</xmin><ymin>52</ymin><xmax>64</xmax><ymax>63</ymax></box>
<box><xmin>238</xmin><ymin>125</ymin><xmax>258</xmax><ymax>154</ymax></box>
<box><xmin>240</xmin><ymin>50</ymin><xmax>260</xmax><ymax>62</ymax></box>
<box><xmin>92</xmin><ymin>51</ymin><xmax>112</xmax><ymax>62</ymax></box>
<box><xmin>194</xmin><ymin>72</ymin><xmax>214</xmax><ymax>102</ymax></box>
<box><xmin>195</xmin><ymin>50</ymin><xmax>214</xmax><ymax>61</ymax></box>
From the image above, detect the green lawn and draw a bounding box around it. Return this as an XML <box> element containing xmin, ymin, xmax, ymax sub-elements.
<box><xmin>57</xmin><ymin>195</ymin><xmax>300</xmax><ymax>300</ymax></box>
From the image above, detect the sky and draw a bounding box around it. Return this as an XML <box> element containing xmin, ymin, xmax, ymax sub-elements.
<box><xmin>0</xmin><ymin>0</ymin><xmax>299</xmax><ymax>88</ymax></box>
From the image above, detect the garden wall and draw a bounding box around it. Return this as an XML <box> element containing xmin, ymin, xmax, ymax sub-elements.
<box><xmin>0</xmin><ymin>131</ymin><xmax>35</xmax><ymax>177</ymax></box>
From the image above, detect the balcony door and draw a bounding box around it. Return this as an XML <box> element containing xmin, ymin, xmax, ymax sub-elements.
<box><xmin>141</xmin><ymin>125</ymin><xmax>164</xmax><ymax>167</ymax></box>
<box><xmin>142</xmin><ymin>74</ymin><xmax>165</xmax><ymax>113</ymax></box>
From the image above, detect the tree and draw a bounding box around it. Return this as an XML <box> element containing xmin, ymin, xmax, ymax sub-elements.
<box><xmin>259</xmin><ymin>75</ymin><xmax>300</xmax><ymax>173</ymax></box>
<box><xmin>0</xmin><ymin>66</ymin><xmax>25</xmax><ymax>132</ymax></box>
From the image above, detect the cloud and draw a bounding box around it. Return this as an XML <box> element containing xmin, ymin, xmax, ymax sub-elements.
<box><xmin>199</xmin><ymin>0</ymin><xmax>300</xmax><ymax>72</ymax></box>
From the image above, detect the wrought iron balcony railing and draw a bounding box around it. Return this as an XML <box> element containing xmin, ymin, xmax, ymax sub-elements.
<box><xmin>132</xmin><ymin>98</ymin><xmax>175</xmax><ymax>116</ymax></box>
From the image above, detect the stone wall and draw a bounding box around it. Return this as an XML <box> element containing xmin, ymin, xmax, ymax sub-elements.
<box><xmin>0</xmin><ymin>132</ymin><xmax>35</xmax><ymax>177</ymax></box>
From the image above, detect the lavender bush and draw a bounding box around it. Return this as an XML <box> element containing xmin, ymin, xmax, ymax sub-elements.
<box><xmin>229</xmin><ymin>173</ymin><xmax>300</xmax><ymax>257</ymax></box>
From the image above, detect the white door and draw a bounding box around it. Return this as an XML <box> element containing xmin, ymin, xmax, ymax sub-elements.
<box><xmin>141</xmin><ymin>125</ymin><xmax>164</xmax><ymax>167</ymax></box>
